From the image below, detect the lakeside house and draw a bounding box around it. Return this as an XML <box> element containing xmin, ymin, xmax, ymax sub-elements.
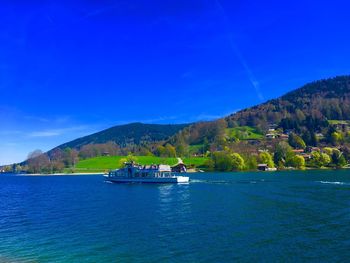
<box><xmin>171</xmin><ymin>158</ymin><xmax>187</xmax><ymax>173</ymax></box>
<box><xmin>258</xmin><ymin>164</ymin><xmax>269</xmax><ymax>171</ymax></box>
<box><xmin>292</xmin><ymin>149</ymin><xmax>304</xmax><ymax>154</ymax></box>
<box><xmin>257</xmin><ymin>164</ymin><xmax>277</xmax><ymax>171</ymax></box>
<box><xmin>331</xmin><ymin>121</ymin><xmax>349</xmax><ymax>131</ymax></box>
<box><xmin>171</xmin><ymin>163</ymin><xmax>187</xmax><ymax>173</ymax></box>
<box><xmin>278</xmin><ymin>134</ymin><xmax>289</xmax><ymax>140</ymax></box>
<box><xmin>316</xmin><ymin>133</ymin><xmax>324</xmax><ymax>139</ymax></box>
<box><xmin>306</xmin><ymin>146</ymin><xmax>321</xmax><ymax>153</ymax></box>
<box><xmin>266</xmin><ymin>133</ymin><xmax>277</xmax><ymax>139</ymax></box>
<box><xmin>301</xmin><ymin>153</ymin><xmax>312</xmax><ymax>160</ymax></box>
<box><xmin>268</xmin><ymin>123</ymin><xmax>278</xmax><ymax>129</ymax></box>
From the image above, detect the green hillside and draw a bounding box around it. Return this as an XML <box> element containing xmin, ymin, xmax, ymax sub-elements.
<box><xmin>227</xmin><ymin>75</ymin><xmax>350</xmax><ymax>128</ymax></box>
<box><xmin>170</xmin><ymin>75</ymin><xmax>350</xmax><ymax>147</ymax></box>
<box><xmin>16</xmin><ymin>75</ymin><xmax>350</xmax><ymax>174</ymax></box>
<box><xmin>226</xmin><ymin>126</ymin><xmax>264</xmax><ymax>140</ymax></box>
<box><xmin>54</xmin><ymin>122</ymin><xmax>189</xmax><ymax>150</ymax></box>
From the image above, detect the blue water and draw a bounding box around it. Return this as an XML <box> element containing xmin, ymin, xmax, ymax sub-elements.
<box><xmin>1</xmin><ymin>170</ymin><xmax>350</xmax><ymax>262</ymax></box>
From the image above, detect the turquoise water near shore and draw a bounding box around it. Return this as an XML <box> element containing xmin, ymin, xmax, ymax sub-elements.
<box><xmin>1</xmin><ymin>170</ymin><xmax>350</xmax><ymax>262</ymax></box>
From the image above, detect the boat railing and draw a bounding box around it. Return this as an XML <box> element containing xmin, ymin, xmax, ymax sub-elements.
<box><xmin>109</xmin><ymin>168</ymin><xmax>180</xmax><ymax>178</ymax></box>
<box><xmin>153</xmin><ymin>171</ymin><xmax>177</xmax><ymax>178</ymax></box>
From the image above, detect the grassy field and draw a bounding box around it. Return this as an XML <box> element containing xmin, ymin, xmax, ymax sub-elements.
<box><xmin>226</xmin><ymin>126</ymin><xmax>264</xmax><ymax>140</ymax></box>
<box><xmin>73</xmin><ymin>155</ymin><xmax>209</xmax><ymax>172</ymax></box>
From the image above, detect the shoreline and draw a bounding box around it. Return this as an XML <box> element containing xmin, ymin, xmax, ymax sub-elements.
<box><xmin>15</xmin><ymin>172</ymin><xmax>105</xmax><ymax>176</ymax></box>
<box><xmin>2</xmin><ymin>167</ymin><xmax>348</xmax><ymax>176</ymax></box>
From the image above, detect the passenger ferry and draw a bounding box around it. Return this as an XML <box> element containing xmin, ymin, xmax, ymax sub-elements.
<box><xmin>106</xmin><ymin>161</ymin><xmax>189</xmax><ymax>184</ymax></box>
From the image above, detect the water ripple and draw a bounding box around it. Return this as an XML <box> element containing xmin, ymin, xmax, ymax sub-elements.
<box><xmin>1</xmin><ymin>172</ymin><xmax>350</xmax><ymax>262</ymax></box>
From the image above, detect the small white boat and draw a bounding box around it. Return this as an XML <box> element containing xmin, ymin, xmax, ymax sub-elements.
<box><xmin>106</xmin><ymin>162</ymin><xmax>189</xmax><ymax>184</ymax></box>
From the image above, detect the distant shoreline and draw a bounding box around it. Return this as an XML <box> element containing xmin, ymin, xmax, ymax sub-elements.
<box><xmin>15</xmin><ymin>172</ymin><xmax>105</xmax><ymax>176</ymax></box>
<box><xmin>2</xmin><ymin>167</ymin><xmax>348</xmax><ymax>176</ymax></box>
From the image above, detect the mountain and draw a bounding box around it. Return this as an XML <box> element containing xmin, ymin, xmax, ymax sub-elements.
<box><xmin>9</xmin><ymin>75</ymin><xmax>350</xmax><ymax>173</ymax></box>
<box><xmin>226</xmin><ymin>75</ymin><xmax>350</xmax><ymax>129</ymax></box>
<box><xmin>170</xmin><ymin>75</ymin><xmax>350</xmax><ymax>148</ymax></box>
<box><xmin>55</xmin><ymin>122</ymin><xmax>190</xmax><ymax>150</ymax></box>
<box><xmin>58</xmin><ymin>75</ymin><xmax>350</xmax><ymax>151</ymax></box>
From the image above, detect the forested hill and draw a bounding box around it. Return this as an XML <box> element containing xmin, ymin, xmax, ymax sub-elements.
<box><xmin>48</xmin><ymin>75</ymin><xmax>350</xmax><ymax>154</ymax></box>
<box><xmin>226</xmin><ymin>75</ymin><xmax>350</xmax><ymax>128</ymax></box>
<box><xmin>168</xmin><ymin>75</ymin><xmax>350</xmax><ymax>149</ymax></box>
<box><xmin>55</xmin><ymin>122</ymin><xmax>189</xmax><ymax>150</ymax></box>
<box><xmin>8</xmin><ymin>75</ymin><xmax>350</xmax><ymax>173</ymax></box>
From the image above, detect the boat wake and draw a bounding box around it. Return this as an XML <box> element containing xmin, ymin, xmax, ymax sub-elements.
<box><xmin>188</xmin><ymin>179</ymin><xmax>231</xmax><ymax>185</ymax></box>
<box><xmin>104</xmin><ymin>180</ymin><xmax>114</xmax><ymax>184</ymax></box>
<box><xmin>317</xmin><ymin>181</ymin><xmax>350</xmax><ymax>186</ymax></box>
<box><xmin>190</xmin><ymin>179</ymin><xmax>270</xmax><ymax>185</ymax></box>
<box><xmin>189</xmin><ymin>179</ymin><xmax>207</xmax><ymax>183</ymax></box>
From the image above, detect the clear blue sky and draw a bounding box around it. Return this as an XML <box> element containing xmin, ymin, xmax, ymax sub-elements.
<box><xmin>1</xmin><ymin>0</ymin><xmax>350</xmax><ymax>164</ymax></box>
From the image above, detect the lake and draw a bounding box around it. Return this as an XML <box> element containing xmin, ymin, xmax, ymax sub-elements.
<box><xmin>1</xmin><ymin>170</ymin><xmax>350</xmax><ymax>262</ymax></box>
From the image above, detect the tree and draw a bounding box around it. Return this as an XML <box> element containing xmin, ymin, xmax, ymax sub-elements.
<box><xmin>63</xmin><ymin>148</ymin><xmax>79</xmax><ymax>167</ymax></box>
<box><xmin>340</xmin><ymin>146</ymin><xmax>350</xmax><ymax>162</ymax></box>
<box><xmin>203</xmin><ymin>137</ymin><xmax>210</xmax><ymax>153</ymax></box>
<box><xmin>70</xmin><ymin>149</ymin><xmax>79</xmax><ymax>168</ymax></box>
<box><xmin>274</xmin><ymin>142</ymin><xmax>294</xmax><ymax>167</ymax></box>
<box><xmin>118</xmin><ymin>158</ymin><xmax>128</xmax><ymax>168</ymax></box>
<box><xmin>126</xmin><ymin>153</ymin><xmax>137</xmax><ymax>163</ymax></box>
<box><xmin>258</xmin><ymin>152</ymin><xmax>274</xmax><ymax>168</ymax></box>
<box><xmin>288</xmin><ymin>133</ymin><xmax>306</xmax><ymax>149</ymax></box>
<box><xmin>290</xmin><ymin>155</ymin><xmax>305</xmax><ymax>169</ymax></box>
<box><xmin>331</xmin><ymin>149</ymin><xmax>347</xmax><ymax>168</ymax></box>
<box><xmin>203</xmin><ymin>159</ymin><xmax>215</xmax><ymax>171</ymax></box>
<box><xmin>165</xmin><ymin>144</ymin><xmax>177</xmax><ymax>157</ymax></box>
<box><xmin>155</xmin><ymin>145</ymin><xmax>166</xmax><ymax>157</ymax></box>
<box><xmin>139</xmin><ymin>147</ymin><xmax>153</xmax><ymax>156</ymax></box>
<box><xmin>245</xmin><ymin>155</ymin><xmax>258</xmax><ymax>170</ymax></box>
<box><xmin>231</xmin><ymin>153</ymin><xmax>245</xmax><ymax>170</ymax></box>
<box><xmin>346</xmin><ymin>131</ymin><xmax>350</xmax><ymax>143</ymax></box>
<box><xmin>311</xmin><ymin>151</ymin><xmax>330</xmax><ymax>168</ymax></box>
<box><xmin>302</xmin><ymin>130</ymin><xmax>317</xmax><ymax>146</ymax></box>
<box><xmin>27</xmin><ymin>150</ymin><xmax>50</xmax><ymax>173</ymax></box>
<box><xmin>175</xmin><ymin>143</ymin><xmax>188</xmax><ymax>157</ymax></box>
<box><xmin>310</xmin><ymin>151</ymin><xmax>321</xmax><ymax>167</ymax></box>
<box><xmin>323</xmin><ymin>147</ymin><xmax>334</xmax><ymax>156</ymax></box>
<box><xmin>212</xmin><ymin>152</ymin><xmax>233</xmax><ymax>171</ymax></box>
<box><xmin>331</xmin><ymin>132</ymin><xmax>343</xmax><ymax>146</ymax></box>
<box><xmin>14</xmin><ymin>164</ymin><xmax>21</xmax><ymax>173</ymax></box>
<box><xmin>320</xmin><ymin>153</ymin><xmax>331</xmax><ymax>166</ymax></box>
<box><xmin>52</xmin><ymin>161</ymin><xmax>65</xmax><ymax>172</ymax></box>
<box><xmin>295</xmin><ymin>109</ymin><xmax>306</xmax><ymax>122</ymax></box>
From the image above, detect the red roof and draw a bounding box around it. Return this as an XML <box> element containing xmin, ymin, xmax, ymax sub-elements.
<box><xmin>292</xmin><ymin>149</ymin><xmax>304</xmax><ymax>153</ymax></box>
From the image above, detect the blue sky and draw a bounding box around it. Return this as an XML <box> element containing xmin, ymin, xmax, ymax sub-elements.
<box><xmin>1</xmin><ymin>0</ymin><xmax>350</xmax><ymax>164</ymax></box>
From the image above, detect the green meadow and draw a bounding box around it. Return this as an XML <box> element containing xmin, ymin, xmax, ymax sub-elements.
<box><xmin>71</xmin><ymin>155</ymin><xmax>209</xmax><ymax>173</ymax></box>
<box><xmin>226</xmin><ymin>126</ymin><xmax>264</xmax><ymax>140</ymax></box>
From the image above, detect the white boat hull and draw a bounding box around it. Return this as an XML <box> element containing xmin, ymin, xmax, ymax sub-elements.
<box><xmin>107</xmin><ymin>176</ymin><xmax>189</xmax><ymax>184</ymax></box>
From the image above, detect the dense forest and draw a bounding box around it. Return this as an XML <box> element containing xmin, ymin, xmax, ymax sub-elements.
<box><xmin>55</xmin><ymin>122</ymin><xmax>190</xmax><ymax>149</ymax></box>
<box><xmin>3</xmin><ymin>76</ymin><xmax>350</xmax><ymax>173</ymax></box>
